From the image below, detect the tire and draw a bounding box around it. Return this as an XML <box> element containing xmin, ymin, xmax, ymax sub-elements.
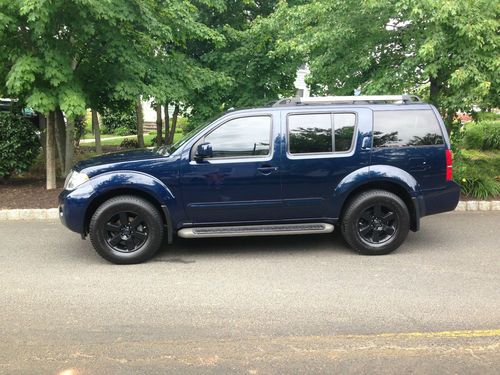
<box><xmin>89</xmin><ymin>195</ymin><xmax>164</xmax><ymax>264</ymax></box>
<box><xmin>341</xmin><ymin>190</ymin><xmax>410</xmax><ymax>255</ymax></box>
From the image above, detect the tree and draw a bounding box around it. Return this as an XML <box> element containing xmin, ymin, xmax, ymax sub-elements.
<box><xmin>91</xmin><ymin>110</ymin><xmax>102</xmax><ymax>154</ymax></box>
<box><xmin>0</xmin><ymin>0</ymin><xmax>219</xmax><ymax>186</ymax></box>
<box><xmin>184</xmin><ymin>0</ymin><xmax>300</xmax><ymax>127</ymax></box>
<box><xmin>135</xmin><ymin>98</ymin><xmax>144</xmax><ymax>148</ymax></box>
<box><xmin>268</xmin><ymin>0</ymin><xmax>499</xmax><ymax>122</ymax></box>
<box><xmin>154</xmin><ymin>104</ymin><xmax>163</xmax><ymax>144</ymax></box>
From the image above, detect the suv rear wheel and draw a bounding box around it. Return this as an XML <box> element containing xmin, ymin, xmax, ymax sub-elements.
<box><xmin>89</xmin><ymin>195</ymin><xmax>164</xmax><ymax>264</ymax></box>
<box><xmin>341</xmin><ymin>190</ymin><xmax>410</xmax><ymax>255</ymax></box>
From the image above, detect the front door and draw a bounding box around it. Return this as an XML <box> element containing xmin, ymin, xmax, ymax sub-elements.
<box><xmin>180</xmin><ymin>113</ymin><xmax>283</xmax><ymax>224</ymax></box>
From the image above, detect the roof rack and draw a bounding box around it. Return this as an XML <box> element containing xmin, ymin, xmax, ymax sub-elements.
<box><xmin>272</xmin><ymin>94</ymin><xmax>421</xmax><ymax>107</ymax></box>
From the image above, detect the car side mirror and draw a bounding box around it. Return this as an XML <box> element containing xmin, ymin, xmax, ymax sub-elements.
<box><xmin>195</xmin><ymin>142</ymin><xmax>213</xmax><ymax>161</ymax></box>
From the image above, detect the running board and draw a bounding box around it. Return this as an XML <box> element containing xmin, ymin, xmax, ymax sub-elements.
<box><xmin>177</xmin><ymin>223</ymin><xmax>334</xmax><ymax>238</ymax></box>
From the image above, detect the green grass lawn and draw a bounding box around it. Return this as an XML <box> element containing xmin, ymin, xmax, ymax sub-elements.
<box><xmin>82</xmin><ymin>133</ymin><xmax>120</xmax><ymax>140</ymax></box>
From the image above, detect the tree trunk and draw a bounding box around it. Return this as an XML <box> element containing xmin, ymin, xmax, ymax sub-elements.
<box><xmin>168</xmin><ymin>104</ymin><xmax>180</xmax><ymax>145</ymax></box>
<box><xmin>92</xmin><ymin>109</ymin><xmax>102</xmax><ymax>154</ymax></box>
<box><xmin>155</xmin><ymin>104</ymin><xmax>163</xmax><ymax>145</ymax></box>
<box><xmin>38</xmin><ymin>113</ymin><xmax>47</xmax><ymax>160</ymax></box>
<box><xmin>164</xmin><ymin>102</ymin><xmax>170</xmax><ymax>145</ymax></box>
<box><xmin>429</xmin><ymin>75</ymin><xmax>440</xmax><ymax>109</ymax></box>
<box><xmin>136</xmin><ymin>98</ymin><xmax>144</xmax><ymax>148</ymax></box>
<box><xmin>46</xmin><ymin>111</ymin><xmax>57</xmax><ymax>190</ymax></box>
<box><xmin>55</xmin><ymin>108</ymin><xmax>66</xmax><ymax>175</ymax></box>
<box><xmin>74</xmin><ymin>115</ymin><xmax>84</xmax><ymax>147</ymax></box>
<box><xmin>65</xmin><ymin>117</ymin><xmax>75</xmax><ymax>175</ymax></box>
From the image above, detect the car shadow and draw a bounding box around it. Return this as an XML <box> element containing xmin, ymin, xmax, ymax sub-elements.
<box><xmin>152</xmin><ymin>230</ymin><xmax>351</xmax><ymax>262</ymax></box>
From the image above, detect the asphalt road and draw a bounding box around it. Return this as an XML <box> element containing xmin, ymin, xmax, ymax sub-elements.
<box><xmin>0</xmin><ymin>211</ymin><xmax>499</xmax><ymax>374</ymax></box>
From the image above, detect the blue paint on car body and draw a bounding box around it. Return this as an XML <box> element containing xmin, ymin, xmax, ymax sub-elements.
<box><xmin>59</xmin><ymin>101</ymin><xmax>460</xmax><ymax>243</ymax></box>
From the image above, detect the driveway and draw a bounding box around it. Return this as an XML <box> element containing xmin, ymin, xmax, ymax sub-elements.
<box><xmin>0</xmin><ymin>211</ymin><xmax>499</xmax><ymax>374</ymax></box>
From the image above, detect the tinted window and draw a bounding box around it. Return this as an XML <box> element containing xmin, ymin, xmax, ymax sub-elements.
<box><xmin>289</xmin><ymin>113</ymin><xmax>356</xmax><ymax>154</ymax></box>
<box><xmin>204</xmin><ymin>116</ymin><xmax>271</xmax><ymax>158</ymax></box>
<box><xmin>289</xmin><ymin>114</ymin><xmax>332</xmax><ymax>154</ymax></box>
<box><xmin>334</xmin><ymin>113</ymin><xmax>356</xmax><ymax>151</ymax></box>
<box><xmin>373</xmin><ymin>110</ymin><xmax>444</xmax><ymax>148</ymax></box>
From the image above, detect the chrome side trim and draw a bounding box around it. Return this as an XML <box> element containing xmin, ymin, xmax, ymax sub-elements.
<box><xmin>177</xmin><ymin>223</ymin><xmax>334</xmax><ymax>238</ymax></box>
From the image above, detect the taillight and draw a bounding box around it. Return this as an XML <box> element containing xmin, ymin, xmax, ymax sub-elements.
<box><xmin>445</xmin><ymin>149</ymin><xmax>453</xmax><ymax>181</ymax></box>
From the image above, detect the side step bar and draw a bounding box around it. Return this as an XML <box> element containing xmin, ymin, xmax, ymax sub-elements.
<box><xmin>177</xmin><ymin>223</ymin><xmax>334</xmax><ymax>238</ymax></box>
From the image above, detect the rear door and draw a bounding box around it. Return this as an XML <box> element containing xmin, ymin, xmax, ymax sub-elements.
<box><xmin>370</xmin><ymin>107</ymin><xmax>447</xmax><ymax>190</ymax></box>
<box><xmin>280</xmin><ymin>108</ymin><xmax>371</xmax><ymax>219</ymax></box>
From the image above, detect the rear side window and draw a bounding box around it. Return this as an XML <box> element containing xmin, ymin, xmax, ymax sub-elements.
<box><xmin>289</xmin><ymin>113</ymin><xmax>356</xmax><ymax>154</ymax></box>
<box><xmin>373</xmin><ymin>110</ymin><xmax>444</xmax><ymax>148</ymax></box>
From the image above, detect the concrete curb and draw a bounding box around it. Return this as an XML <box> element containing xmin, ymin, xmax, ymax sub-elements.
<box><xmin>0</xmin><ymin>208</ymin><xmax>59</xmax><ymax>221</ymax></box>
<box><xmin>0</xmin><ymin>201</ymin><xmax>499</xmax><ymax>221</ymax></box>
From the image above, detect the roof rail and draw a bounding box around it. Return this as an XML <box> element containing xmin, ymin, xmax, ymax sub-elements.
<box><xmin>272</xmin><ymin>94</ymin><xmax>421</xmax><ymax>107</ymax></box>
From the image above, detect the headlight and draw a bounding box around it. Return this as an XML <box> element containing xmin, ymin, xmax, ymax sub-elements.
<box><xmin>64</xmin><ymin>170</ymin><xmax>89</xmax><ymax>191</ymax></box>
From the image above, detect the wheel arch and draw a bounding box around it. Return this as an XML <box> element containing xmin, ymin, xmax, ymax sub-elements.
<box><xmin>334</xmin><ymin>166</ymin><xmax>421</xmax><ymax>232</ymax></box>
<box><xmin>338</xmin><ymin>181</ymin><xmax>419</xmax><ymax>231</ymax></box>
<box><xmin>82</xmin><ymin>171</ymin><xmax>175</xmax><ymax>242</ymax></box>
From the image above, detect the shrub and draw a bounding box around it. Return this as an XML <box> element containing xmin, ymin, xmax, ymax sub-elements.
<box><xmin>475</xmin><ymin>111</ymin><xmax>500</xmax><ymax>122</ymax></box>
<box><xmin>120</xmin><ymin>138</ymin><xmax>138</xmax><ymax>149</ymax></box>
<box><xmin>150</xmin><ymin>135</ymin><xmax>161</xmax><ymax>147</ymax></box>
<box><xmin>0</xmin><ymin>112</ymin><xmax>40</xmax><ymax>180</ymax></box>
<box><xmin>462</xmin><ymin>121</ymin><xmax>500</xmax><ymax>150</ymax></box>
<box><xmin>114</xmin><ymin>126</ymin><xmax>131</xmax><ymax>136</ymax></box>
<box><xmin>74</xmin><ymin>116</ymin><xmax>86</xmax><ymax>146</ymax></box>
<box><xmin>454</xmin><ymin>155</ymin><xmax>500</xmax><ymax>199</ymax></box>
<box><xmin>101</xmin><ymin>106</ymin><xmax>137</xmax><ymax>135</ymax></box>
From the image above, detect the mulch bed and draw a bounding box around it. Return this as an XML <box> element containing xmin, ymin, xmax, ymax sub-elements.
<box><xmin>0</xmin><ymin>178</ymin><xmax>63</xmax><ymax>209</ymax></box>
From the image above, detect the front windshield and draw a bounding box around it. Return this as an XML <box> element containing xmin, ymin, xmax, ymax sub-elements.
<box><xmin>155</xmin><ymin>121</ymin><xmax>210</xmax><ymax>156</ymax></box>
<box><xmin>153</xmin><ymin>115</ymin><xmax>221</xmax><ymax>156</ymax></box>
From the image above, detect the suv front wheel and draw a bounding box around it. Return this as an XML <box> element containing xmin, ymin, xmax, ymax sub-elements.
<box><xmin>89</xmin><ymin>195</ymin><xmax>164</xmax><ymax>264</ymax></box>
<box><xmin>341</xmin><ymin>190</ymin><xmax>410</xmax><ymax>255</ymax></box>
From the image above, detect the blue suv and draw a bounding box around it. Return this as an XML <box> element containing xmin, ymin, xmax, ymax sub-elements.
<box><xmin>59</xmin><ymin>95</ymin><xmax>460</xmax><ymax>264</ymax></box>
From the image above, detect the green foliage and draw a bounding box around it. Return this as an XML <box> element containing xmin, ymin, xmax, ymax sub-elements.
<box><xmin>175</xmin><ymin>117</ymin><xmax>189</xmax><ymax>132</ymax></box>
<box><xmin>463</xmin><ymin>121</ymin><xmax>500</xmax><ymax>150</ymax></box>
<box><xmin>0</xmin><ymin>0</ymin><xmax>223</xmax><ymax>117</ymax></box>
<box><xmin>178</xmin><ymin>0</ymin><xmax>299</xmax><ymax>126</ymax></box>
<box><xmin>114</xmin><ymin>126</ymin><xmax>132</xmax><ymax>137</ymax></box>
<box><xmin>150</xmin><ymin>136</ymin><xmax>161</xmax><ymax>147</ymax></box>
<box><xmin>120</xmin><ymin>138</ymin><xmax>139</xmax><ymax>149</ymax></box>
<box><xmin>0</xmin><ymin>112</ymin><xmax>40</xmax><ymax>180</ymax></box>
<box><xmin>269</xmin><ymin>0</ymin><xmax>499</xmax><ymax>115</ymax></box>
<box><xmin>101</xmin><ymin>107</ymin><xmax>137</xmax><ymax>135</ymax></box>
<box><xmin>454</xmin><ymin>151</ymin><xmax>500</xmax><ymax>199</ymax></box>
<box><xmin>475</xmin><ymin>112</ymin><xmax>500</xmax><ymax>122</ymax></box>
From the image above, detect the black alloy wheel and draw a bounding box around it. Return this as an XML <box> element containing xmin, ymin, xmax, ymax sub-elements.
<box><xmin>357</xmin><ymin>204</ymin><xmax>398</xmax><ymax>245</ymax></box>
<box><xmin>89</xmin><ymin>195</ymin><xmax>164</xmax><ymax>264</ymax></box>
<box><xmin>104</xmin><ymin>211</ymin><xmax>149</xmax><ymax>253</ymax></box>
<box><xmin>341</xmin><ymin>189</ymin><xmax>410</xmax><ymax>255</ymax></box>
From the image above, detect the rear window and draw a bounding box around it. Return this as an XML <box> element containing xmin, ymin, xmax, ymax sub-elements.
<box><xmin>288</xmin><ymin>113</ymin><xmax>356</xmax><ymax>154</ymax></box>
<box><xmin>373</xmin><ymin>110</ymin><xmax>444</xmax><ymax>148</ymax></box>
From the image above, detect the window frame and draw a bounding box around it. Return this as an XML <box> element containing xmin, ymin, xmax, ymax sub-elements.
<box><xmin>190</xmin><ymin>114</ymin><xmax>274</xmax><ymax>163</ymax></box>
<box><xmin>372</xmin><ymin>109</ymin><xmax>445</xmax><ymax>149</ymax></box>
<box><xmin>286</xmin><ymin>111</ymin><xmax>358</xmax><ymax>159</ymax></box>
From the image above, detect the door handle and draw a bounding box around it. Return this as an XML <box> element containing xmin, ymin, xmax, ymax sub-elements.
<box><xmin>257</xmin><ymin>165</ymin><xmax>279</xmax><ymax>175</ymax></box>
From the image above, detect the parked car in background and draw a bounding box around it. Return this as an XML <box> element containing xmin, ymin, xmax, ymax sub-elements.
<box><xmin>0</xmin><ymin>98</ymin><xmax>39</xmax><ymax>126</ymax></box>
<box><xmin>59</xmin><ymin>95</ymin><xmax>460</xmax><ymax>264</ymax></box>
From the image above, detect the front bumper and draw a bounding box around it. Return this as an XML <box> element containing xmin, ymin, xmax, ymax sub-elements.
<box><xmin>58</xmin><ymin>182</ymin><xmax>95</xmax><ymax>235</ymax></box>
